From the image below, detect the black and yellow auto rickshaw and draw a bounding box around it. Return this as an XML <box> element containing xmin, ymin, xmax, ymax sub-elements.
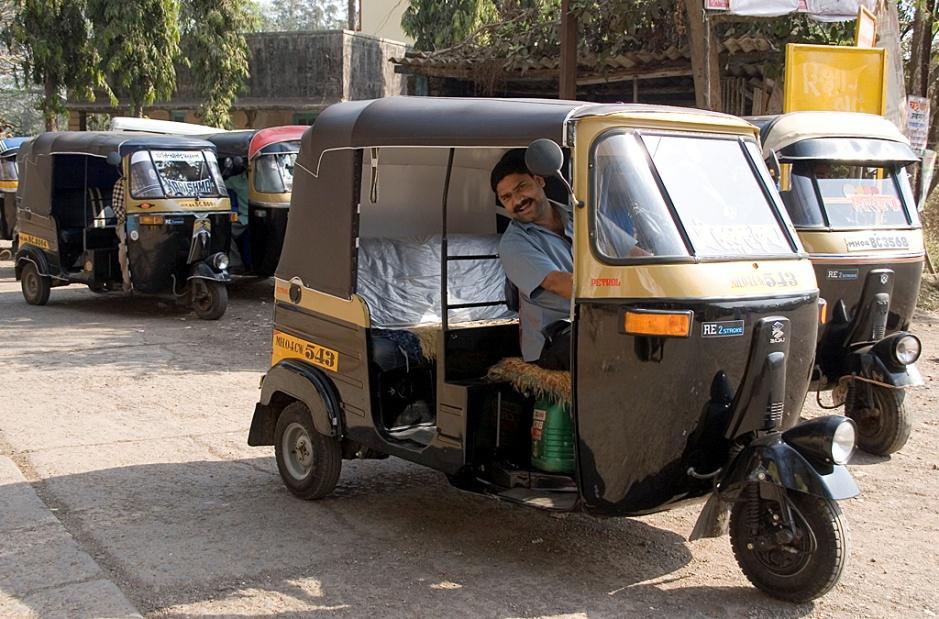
<box><xmin>0</xmin><ymin>136</ymin><xmax>28</xmax><ymax>244</ymax></box>
<box><xmin>248</xmin><ymin>98</ymin><xmax>861</xmax><ymax>602</ymax></box>
<box><xmin>14</xmin><ymin>131</ymin><xmax>233</xmax><ymax>318</ymax></box>
<box><xmin>202</xmin><ymin>126</ymin><xmax>305</xmax><ymax>277</ymax></box>
<box><xmin>752</xmin><ymin>112</ymin><xmax>924</xmax><ymax>455</ymax></box>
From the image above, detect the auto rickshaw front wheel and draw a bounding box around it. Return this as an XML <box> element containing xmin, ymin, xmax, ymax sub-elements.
<box><xmin>846</xmin><ymin>385</ymin><xmax>911</xmax><ymax>456</ymax></box>
<box><xmin>190</xmin><ymin>280</ymin><xmax>228</xmax><ymax>320</ymax></box>
<box><xmin>20</xmin><ymin>262</ymin><xmax>51</xmax><ymax>306</ymax></box>
<box><xmin>274</xmin><ymin>401</ymin><xmax>342</xmax><ymax>500</ymax></box>
<box><xmin>730</xmin><ymin>488</ymin><xmax>848</xmax><ymax>603</ymax></box>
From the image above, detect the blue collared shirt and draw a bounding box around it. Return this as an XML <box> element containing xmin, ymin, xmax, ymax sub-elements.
<box><xmin>499</xmin><ymin>203</ymin><xmax>575</xmax><ymax>361</ymax></box>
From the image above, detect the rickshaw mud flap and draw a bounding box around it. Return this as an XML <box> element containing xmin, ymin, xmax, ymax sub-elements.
<box><xmin>688</xmin><ymin>435</ymin><xmax>858</xmax><ymax>540</ymax></box>
<box><xmin>249</xmin><ymin>359</ymin><xmax>343</xmax><ymax>444</ymax></box>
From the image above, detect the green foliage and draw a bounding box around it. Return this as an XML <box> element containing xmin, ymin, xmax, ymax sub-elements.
<box><xmin>86</xmin><ymin>0</ymin><xmax>180</xmax><ymax>117</ymax></box>
<box><xmin>3</xmin><ymin>0</ymin><xmax>110</xmax><ymax>129</ymax></box>
<box><xmin>402</xmin><ymin>0</ymin><xmax>498</xmax><ymax>50</ymax></box>
<box><xmin>180</xmin><ymin>0</ymin><xmax>258</xmax><ymax>128</ymax></box>
<box><xmin>262</xmin><ymin>0</ymin><xmax>345</xmax><ymax>31</ymax></box>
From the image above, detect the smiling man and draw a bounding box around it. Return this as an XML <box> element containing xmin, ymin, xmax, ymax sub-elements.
<box><xmin>491</xmin><ymin>149</ymin><xmax>579</xmax><ymax>370</ymax></box>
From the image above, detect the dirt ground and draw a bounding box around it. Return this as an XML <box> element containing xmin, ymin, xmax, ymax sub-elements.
<box><xmin>0</xmin><ymin>247</ymin><xmax>937</xmax><ymax>618</ymax></box>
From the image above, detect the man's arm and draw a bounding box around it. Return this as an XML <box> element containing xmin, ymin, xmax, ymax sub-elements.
<box><xmin>541</xmin><ymin>271</ymin><xmax>573</xmax><ymax>300</ymax></box>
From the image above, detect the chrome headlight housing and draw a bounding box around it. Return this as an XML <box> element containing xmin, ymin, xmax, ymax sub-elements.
<box><xmin>893</xmin><ymin>334</ymin><xmax>921</xmax><ymax>366</ymax></box>
<box><xmin>783</xmin><ymin>415</ymin><xmax>857</xmax><ymax>466</ymax></box>
<box><xmin>212</xmin><ymin>252</ymin><xmax>229</xmax><ymax>271</ymax></box>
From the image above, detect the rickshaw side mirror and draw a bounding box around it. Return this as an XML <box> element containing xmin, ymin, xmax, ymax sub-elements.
<box><xmin>525</xmin><ymin>139</ymin><xmax>564</xmax><ymax>178</ymax></box>
<box><xmin>767</xmin><ymin>151</ymin><xmax>782</xmax><ymax>186</ymax></box>
<box><xmin>106</xmin><ymin>152</ymin><xmax>121</xmax><ymax>168</ymax></box>
<box><xmin>526</xmin><ymin>139</ymin><xmax>579</xmax><ymax>206</ymax></box>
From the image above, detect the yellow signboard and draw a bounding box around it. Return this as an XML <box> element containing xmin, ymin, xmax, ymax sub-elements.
<box><xmin>784</xmin><ymin>44</ymin><xmax>886</xmax><ymax>114</ymax></box>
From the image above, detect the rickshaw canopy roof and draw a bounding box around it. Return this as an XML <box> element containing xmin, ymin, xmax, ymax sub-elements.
<box><xmin>759</xmin><ymin>112</ymin><xmax>917</xmax><ymax>163</ymax></box>
<box><xmin>21</xmin><ymin>131</ymin><xmax>216</xmax><ymax>160</ymax></box>
<box><xmin>280</xmin><ymin>97</ymin><xmax>754</xmax><ymax>299</ymax></box>
<box><xmin>201</xmin><ymin>130</ymin><xmax>255</xmax><ymax>159</ymax></box>
<box><xmin>249</xmin><ymin>126</ymin><xmax>306</xmax><ymax>159</ymax></box>
<box><xmin>0</xmin><ymin>137</ymin><xmax>28</xmax><ymax>156</ymax></box>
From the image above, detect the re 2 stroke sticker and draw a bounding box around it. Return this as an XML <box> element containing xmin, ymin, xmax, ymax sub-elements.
<box><xmin>827</xmin><ymin>268</ymin><xmax>859</xmax><ymax>281</ymax></box>
<box><xmin>702</xmin><ymin>320</ymin><xmax>745</xmax><ymax>338</ymax></box>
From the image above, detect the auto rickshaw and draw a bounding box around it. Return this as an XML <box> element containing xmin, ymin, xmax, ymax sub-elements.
<box><xmin>751</xmin><ymin>112</ymin><xmax>924</xmax><ymax>456</ymax></box>
<box><xmin>0</xmin><ymin>136</ymin><xmax>28</xmax><ymax>244</ymax></box>
<box><xmin>248</xmin><ymin>98</ymin><xmax>861</xmax><ymax>602</ymax></box>
<box><xmin>14</xmin><ymin>131</ymin><xmax>232</xmax><ymax>319</ymax></box>
<box><xmin>202</xmin><ymin>126</ymin><xmax>305</xmax><ymax>277</ymax></box>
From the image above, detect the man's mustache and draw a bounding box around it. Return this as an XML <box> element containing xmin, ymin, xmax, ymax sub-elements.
<box><xmin>514</xmin><ymin>199</ymin><xmax>533</xmax><ymax>214</ymax></box>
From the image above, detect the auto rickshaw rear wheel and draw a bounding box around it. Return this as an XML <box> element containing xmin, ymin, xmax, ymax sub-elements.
<box><xmin>846</xmin><ymin>384</ymin><xmax>911</xmax><ymax>456</ymax></box>
<box><xmin>730</xmin><ymin>488</ymin><xmax>848</xmax><ymax>603</ymax></box>
<box><xmin>191</xmin><ymin>280</ymin><xmax>228</xmax><ymax>320</ymax></box>
<box><xmin>274</xmin><ymin>401</ymin><xmax>342</xmax><ymax>500</ymax></box>
<box><xmin>20</xmin><ymin>262</ymin><xmax>50</xmax><ymax>306</ymax></box>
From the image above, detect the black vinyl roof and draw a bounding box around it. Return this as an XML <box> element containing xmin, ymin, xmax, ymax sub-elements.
<box><xmin>20</xmin><ymin>131</ymin><xmax>217</xmax><ymax>160</ymax></box>
<box><xmin>200</xmin><ymin>131</ymin><xmax>255</xmax><ymax>159</ymax></box>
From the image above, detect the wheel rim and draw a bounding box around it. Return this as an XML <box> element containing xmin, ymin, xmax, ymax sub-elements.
<box><xmin>748</xmin><ymin>501</ymin><xmax>816</xmax><ymax>578</ymax></box>
<box><xmin>853</xmin><ymin>388</ymin><xmax>892</xmax><ymax>441</ymax></box>
<box><xmin>192</xmin><ymin>281</ymin><xmax>212</xmax><ymax>312</ymax></box>
<box><xmin>281</xmin><ymin>421</ymin><xmax>314</xmax><ymax>480</ymax></box>
<box><xmin>24</xmin><ymin>272</ymin><xmax>38</xmax><ymax>299</ymax></box>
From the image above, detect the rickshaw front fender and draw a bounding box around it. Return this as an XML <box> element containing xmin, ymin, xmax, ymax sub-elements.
<box><xmin>14</xmin><ymin>244</ymin><xmax>51</xmax><ymax>279</ymax></box>
<box><xmin>849</xmin><ymin>340</ymin><xmax>924</xmax><ymax>388</ymax></box>
<box><xmin>689</xmin><ymin>433</ymin><xmax>858</xmax><ymax>540</ymax></box>
<box><xmin>188</xmin><ymin>261</ymin><xmax>231</xmax><ymax>283</ymax></box>
<box><xmin>248</xmin><ymin>359</ymin><xmax>342</xmax><ymax>445</ymax></box>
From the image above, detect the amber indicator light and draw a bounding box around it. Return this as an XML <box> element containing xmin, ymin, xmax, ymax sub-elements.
<box><xmin>624</xmin><ymin>310</ymin><xmax>693</xmax><ymax>338</ymax></box>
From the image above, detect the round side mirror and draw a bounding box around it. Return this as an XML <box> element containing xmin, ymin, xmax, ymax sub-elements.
<box><xmin>106</xmin><ymin>151</ymin><xmax>121</xmax><ymax>168</ymax></box>
<box><xmin>525</xmin><ymin>139</ymin><xmax>564</xmax><ymax>179</ymax></box>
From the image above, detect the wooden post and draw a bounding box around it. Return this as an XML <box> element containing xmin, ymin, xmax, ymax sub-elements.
<box><xmin>559</xmin><ymin>0</ymin><xmax>577</xmax><ymax>100</ymax></box>
<box><xmin>683</xmin><ymin>0</ymin><xmax>721</xmax><ymax>111</ymax></box>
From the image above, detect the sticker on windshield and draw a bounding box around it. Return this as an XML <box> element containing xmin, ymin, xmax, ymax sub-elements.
<box><xmin>702</xmin><ymin>320</ymin><xmax>744</xmax><ymax>338</ymax></box>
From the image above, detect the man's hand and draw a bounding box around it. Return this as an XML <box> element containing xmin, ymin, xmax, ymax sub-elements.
<box><xmin>541</xmin><ymin>271</ymin><xmax>573</xmax><ymax>300</ymax></box>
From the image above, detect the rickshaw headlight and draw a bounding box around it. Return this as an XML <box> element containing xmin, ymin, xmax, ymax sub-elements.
<box><xmin>894</xmin><ymin>335</ymin><xmax>921</xmax><ymax>366</ymax></box>
<box><xmin>212</xmin><ymin>252</ymin><xmax>229</xmax><ymax>271</ymax></box>
<box><xmin>831</xmin><ymin>419</ymin><xmax>856</xmax><ymax>465</ymax></box>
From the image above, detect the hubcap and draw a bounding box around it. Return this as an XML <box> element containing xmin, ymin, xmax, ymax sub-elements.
<box><xmin>282</xmin><ymin>422</ymin><xmax>313</xmax><ymax>480</ymax></box>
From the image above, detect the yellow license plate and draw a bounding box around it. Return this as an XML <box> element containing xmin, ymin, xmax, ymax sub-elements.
<box><xmin>272</xmin><ymin>330</ymin><xmax>339</xmax><ymax>372</ymax></box>
<box><xmin>19</xmin><ymin>232</ymin><xmax>50</xmax><ymax>250</ymax></box>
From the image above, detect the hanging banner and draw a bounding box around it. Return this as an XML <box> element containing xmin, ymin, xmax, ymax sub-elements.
<box><xmin>784</xmin><ymin>44</ymin><xmax>887</xmax><ymax>114</ymax></box>
<box><xmin>706</xmin><ymin>0</ymin><xmax>875</xmax><ymax>19</ymax></box>
<box><xmin>907</xmin><ymin>96</ymin><xmax>931</xmax><ymax>154</ymax></box>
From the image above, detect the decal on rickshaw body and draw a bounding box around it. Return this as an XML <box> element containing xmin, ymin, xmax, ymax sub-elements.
<box><xmin>19</xmin><ymin>232</ymin><xmax>50</xmax><ymax>250</ymax></box>
<box><xmin>273</xmin><ymin>330</ymin><xmax>339</xmax><ymax>372</ymax></box>
<box><xmin>826</xmin><ymin>269</ymin><xmax>859</xmax><ymax>281</ymax></box>
<box><xmin>844</xmin><ymin>232</ymin><xmax>911</xmax><ymax>252</ymax></box>
<box><xmin>701</xmin><ymin>320</ymin><xmax>745</xmax><ymax>337</ymax></box>
<box><xmin>731</xmin><ymin>270</ymin><xmax>799</xmax><ymax>290</ymax></box>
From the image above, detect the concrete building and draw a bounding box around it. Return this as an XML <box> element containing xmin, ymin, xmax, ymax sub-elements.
<box><xmin>66</xmin><ymin>30</ymin><xmax>409</xmax><ymax>130</ymax></box>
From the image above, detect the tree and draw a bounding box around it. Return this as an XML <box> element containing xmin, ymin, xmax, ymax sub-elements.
<box><xmin>179</xmin><ymin>0</ymin><xmax>259</xmax><ymax>128</ymax></box>
<box><xmin>263</xmin><ymin>0</ymin><xmax>345</xmax><ymax>31</ymax></box>
<box><xmin>86</xmin><ymin>0</ymin><xmax>180</xmax><ymax>117</ymax></box>
<box><xmin>3</xmin><ymin>0</ymin><xmax>109</xmax><ymax>130</ymax></box>
<box><xmin>402</xmin><ymin>0</ymin><xmax>498</xmax><ymax>50</ymax></box>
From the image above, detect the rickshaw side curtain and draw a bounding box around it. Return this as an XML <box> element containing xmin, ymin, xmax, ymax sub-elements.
<box><xmin>276</xmin><ymin>148</ymin><xmax>358</xmax><ymax>298</ymax></box>
<box><xmin>17</xmin><ymin>140</ymin><xmax>54</xmax><ymax>218</ymax></box>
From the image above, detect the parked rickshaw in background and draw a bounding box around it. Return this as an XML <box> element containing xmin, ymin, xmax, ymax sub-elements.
<box><xmin>0</xmin><ymin>136</ymin><xmax>28</xmax><ymax>245</ymax></box>
<box><xmin>751</xmin><ymin>112</ymin><xmax>924</xmax><ymax>456</ymax></box>
<box><xmin>14</xmin><ymin>132</ymin><xmax>233</xmax><ymax>319</ymax></box>
<box><xmin>203</xmin><ymin>126</ymin><xmax>305</xmax><ymax>277</ymax></box>
<box><xmin>248</xmin><ymin>97</ymin><xmax>862</xmax><ymax>602</ymax></box>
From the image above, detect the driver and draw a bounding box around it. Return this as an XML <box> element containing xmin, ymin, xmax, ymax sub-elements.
<box><xmin>493</xmin><ymin>149</ymin><xmax>646</xmax><ymax>371</ymax></box>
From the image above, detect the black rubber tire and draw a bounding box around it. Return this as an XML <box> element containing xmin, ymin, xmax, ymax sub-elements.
<box><xmin>730</xmin><ymin>489</ymin><xmax>848</xmax><ymax>603</ymax></box>
<box><xmin>274</xmin><ymin>401</ymin><xmax>342</xmax><ymax>500</ymax></box>
<box><xmin>847</xmin><ymin>386</ymin><xmax>911</xmax><ymax>456</ymax></box>
<box><xmin>20</xmin><ymin>262</ymin><xmax>51</xmax><ymax>306</ymax></box>
<box><xmin>191</xmin><ymin>280</ymin><xmax>228</xmax><ymax>320</ymax></box>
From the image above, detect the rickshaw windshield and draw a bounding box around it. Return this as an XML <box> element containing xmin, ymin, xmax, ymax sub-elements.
<box><xmin>593</xmin><ymin>132</ymin><xmax>793</xmax><ymax>260</ymax></box>
<box><xmin>130</xmin><ymin>150</ymin><xmax>227</xmax><ymax>199</ymax></box>
<box><xmin>0</xmin><ymin>158</ymin><xmax>16</xmax><ymax>181</ymax></box>
<box><xmin>253</xmin><ymin>151</ymin><xmax>298</xmax><ymax>194</ymax></box>
<box><xmin>783</xmin><ymin>161</ymin><xmax>917</xmax><ymax>229</ymax></box>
